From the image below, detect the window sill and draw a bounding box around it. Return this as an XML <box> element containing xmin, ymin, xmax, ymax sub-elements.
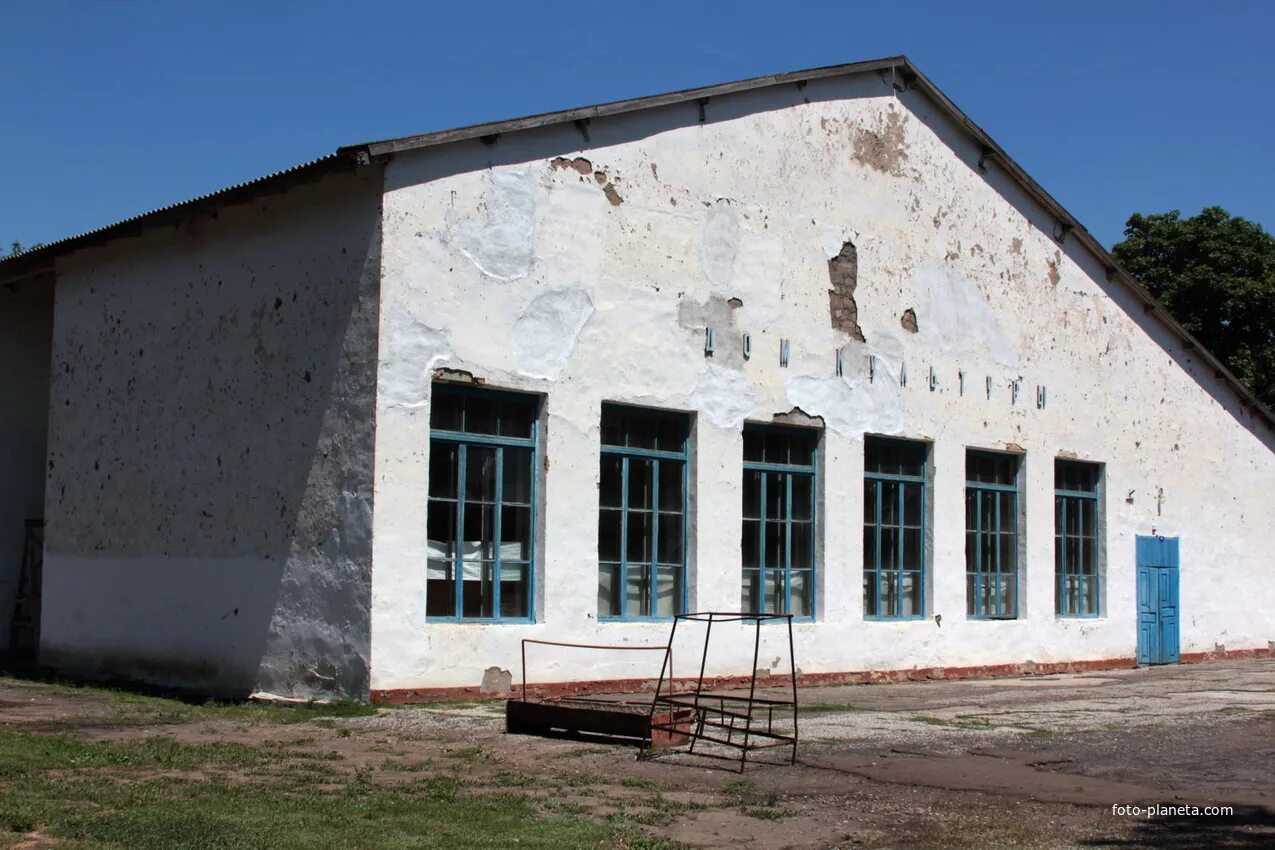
<box><xmin>425</xmin><ymin>618</ymin><xmax>535</xmax><ymax>625</ymax></box>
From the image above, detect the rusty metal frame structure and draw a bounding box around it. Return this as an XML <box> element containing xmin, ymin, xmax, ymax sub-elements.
<box><xmin>647</xmin><ymin>612</ymin><xmax>799</xmax><ymax>772</ymax></box>
<box><xmin>506</xmin><ymin>638</ymin><xmax>682</xmax><ymax>746</ymax></box>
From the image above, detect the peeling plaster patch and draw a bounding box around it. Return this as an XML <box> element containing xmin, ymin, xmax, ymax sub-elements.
<box><xmin>433</xmin><ymin>368</ymin><xmax>482</xmax><ymax>385</ymax></box>
<box><xmin>550</xmin><ymin>156</ymin><xmax>593</xmax><ymax>175</ymax></box>
<box><xmin>901</xmin><ymin>308</ymin><xmax>918</xmax><ymax>333</ymax></box>
<box><xmin>1010</xmin><ymin>237</ymin><xmax>1024</xmax><ymax>256</ymax></box>
<box><xmin>602</xmin><ymin>183</ymin><xmax>624</xmax><ymax>206</ymax></box>
<box><xmin>828</xmin><ymin>240</ymin><xmax>865</xmax><ymax>341</ymax></box>
<box><xmin>679</xmin><ymin>295</ymin><xmax>744</xmax><ymax>366</ymax></box>
<box><xmin>1047</xmin><ymin>250</ymin><xmax>1062</xmax><ymax>287</ymax></box>
<box><xmin>913</xmin><ymin>262</ymin><xmax>1018</xmax><ymax>369</ymax></box>
<box><xmin>772</xmin><ymin>407</ymin><xmax>825</xmax><ymax>428</ymax></box>
<box><xmin>444</xmin><ymin>169</ymin><xmax>535</xmax><ymax>281</ymax></box>
<box><xmin>689</xmin><ymin>365</ymin><xmax>756</xmax><ymax>430</ymax></box>
<box><xmin>511</xmin><ymin>288</ymin><xmax>594</xmax><ymax>379</ymax></box>
<box><xmin>852</xmin><ymin>108</ymin><xmax>909</xmax><ymax>176</ymax></box>
<box><xmin>379</xmin><ymin>310</ymin><xmax>452</xmax><ymax>410</ymax></box>
<box><xmin>700</xmin><ymin>203</ymin><xmax>740</xmax><ymax>292</ymax></box>
<box><xmin>785</xmin><ymin>373</ymin><xmax>905</xmax><ymax>437</ymax></box>
<box><xmin>480</xmin><ymin>666</ymin><xmax>512</xmax><ymax>695</ymax></box>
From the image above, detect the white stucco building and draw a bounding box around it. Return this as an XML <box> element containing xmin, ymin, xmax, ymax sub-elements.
<box><xmin>2</xmin><ymin>57</ymin><xmax>1272</xmax><ymax>702</ymax></box>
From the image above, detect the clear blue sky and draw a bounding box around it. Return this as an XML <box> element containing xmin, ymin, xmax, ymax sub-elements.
<box><xmin>4</xmin><ymin>1</ymin><xmax>1273</xmax><ymax>251</ymax></box>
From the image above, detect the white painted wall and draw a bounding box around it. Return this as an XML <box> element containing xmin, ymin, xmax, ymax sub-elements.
<box><xmin>0</xmin><ymin>274</ymin><xmax>53</xmax><ymax>650</ymax></box>
<box><xmin>40</xmin><ymin>169</ymin><xmax>383</xmax><ymax>698</ymax></box>
<box><xmin>370</xmin><ymin>73</ymin><xmax>1275</xmax><ymax>691</ymax></box>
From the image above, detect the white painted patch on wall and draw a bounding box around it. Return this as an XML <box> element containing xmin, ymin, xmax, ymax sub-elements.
<box><xmin>913</xmin><ymin>261</ymin><xmax>1019</xmax><ymax>370</ymax></box>
<box><xmin>785</xmin><ymin>372</ymin><xmax>905</xmax><ymax>437</ymax></box>
<box><xmin>444</xmin><ymin>169</ymin><xmax>536</xmax><ymax>281</ymax></box>
<box><xmin>378</xmin><ymin>310</ymin><xmax>452</xmax><ymax>410</ymax></box>
<box><xmin>511</xmin><ymin>288</ymin><xmax>594</xmax><ymax>380</ymax></box>
<box><xmin>689</xmin><ymin>364</ymin><xmax>756</xmax><ymax>430</ymax></box>
<box><xmin>699</xmin><ymin>203</ymin><xmax>740</xmax><ymax>293</ymax></box>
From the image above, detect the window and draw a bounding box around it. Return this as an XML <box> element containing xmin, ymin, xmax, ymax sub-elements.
<box><xmin>1056</xmin><ymin>460</ymin><xmax>1102</xmax><ymax>616</ymax></box>
<box><xmin>598</xmin><ymin>405</ymin><xmax>689</xmax><ymax>619</ymax></box>
<box><xmin>863</xmin><ymin>437</ymin><xmax>927</xmax><ymax>619</ymax></box>
<box><xmin>742</xmin><ymin>425</ymin><xmax>817</xmax><ymax>617</ymax></box>
<box><xmin>965</xmin><ymin>450</ymin><xmax>1021</xmax><ymax>619</ymax></box>
<box><xmin>426</xmin><ymin>385</ymin><xmax>537</xmax><ymax>621</ymax></box>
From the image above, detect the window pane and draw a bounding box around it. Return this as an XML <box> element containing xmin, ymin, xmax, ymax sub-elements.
<box><xmin>627</xmin><ymin>564</ymin><xmax>651</xmax><ymax>617</ymax></box>
<box><xmin>743</xmin><ymin>428</ymin><xmax>764</xmax><ymax>463</ymax></box>
<box><xmin>654</xmin><ymin>417</ymin><xmax>685</xmax><ymax>453</ymax></box>
<box><xmin>429</xmin><ymin>443</ymin><xmax>458</xmax><ymax>498</ymax></box>
<box><xmin>598</xmin><ymin>563</ymin><xmax>622</xmax><ymax>617</ymax></box>
<box><xmin>881</xmin><ymin>481</ymin><xmax>899</xmax><ymax>525</ymax></box>
<box><xmin>903</xmin><ymin>482</ymin><xmax>922</xmax><ymax>526</ymax></box>
<box><xmin>792</xmin><ymin>475</ymin><xmax>813</xmax><ymax>521</ymax></box>
<box><xmin>998</xmin><ymin>532</ymin><xmax>1016</xmax><ymax>574</ymax></box>
<box><xmin>965</xmin><ymin>530</ymin><xmax>977</xmax><ymax>573</ymax></box>
<box><xmin>743</xmin><ymin>569</ymin><xmax>761</xmax><ymax>614</ymax></box>
<box><xmin>656</xmin><ymin>565</ymin><xmax>682</xmax><ymax>617</ymax></box>
<box><xmin>600</xmin><ymin>408</ymin><xmax>625</xmax><ymax>447</ymax></box>
<box><xmin>742</xmin><ymin>519</ymin><xmax>760</xmax><ymax>567</ymax></box>
<box><xmin>462</xmin><ymin>562</ymin><xmax>494</xmax><ymax>618</ymax></box>
<box><xmin>465</xmin><ymin>446</ymin><xmax>497</xmax><ymax>502</ymax></box>
<box><xmin>864</xmin><ymin>480</ymin><xmax>876</xmax><ymax>525</ymax></box>
<box><xmin>503</xmin><ymin>448</ymin><xmax>532</xmax><ymax>504</ymax></box>
<box><xmin>764</xmin><ymin>472</ymin><xmax>784</xmax><ymax>519</ymax></box>
<box><xmin>600</xmin><ymin>456</ymin><xmax>622</xmax><ymax>508</ymax></box>
<box><xmin>881</xmin><ymin>570</ymin><xmax>899</xmax><ymax>617</ymax></box>
<box><xmin>430</xmin><ymin>392</ymin><xmax>463</xmax><ymax>432</ymax></box>
<box><xmin>658</xmin><ymin>460</ymin><xmax>683</xmax><ymax>512</ymax></box>
<box><xmin>626</xmin><ymin>512</ymin><xmax>651</xmax><ymax>563</ymax></box>
<box><xmin>789</xmin><ymin>433</ymin><xmax>814</xmax><ymax>467</ymax></box>
<box><xmin>463</xmin><ymin>504</ymin><xmax>495</xmax><ymax>560</ymax></box>
<box><xmin>1081</xmin><ymin>536</ymin><xmax>1097</xmax><ymax>577</ymax></box>
<box><xmin>764</xmin><ymin>430</ymin><xmax>788</xmax><ymax>465</ymax></box>
<box><xmin>599</xmin><ymin>509</ymin><xmax>621</xmax><ymax>561</ymax></box>
<box><xmin>790</xmin><ymin>571</ymin><xmax>811</xmax><ymax>617</ymax></box>
<box><xmin>901</xmin><ymin>571</ymin><xmax>922</xmax><ymax>616</ymax></box>
<box><xmin>628</xmin><ymin>458</ymin><xmax>653</xmax><ymax>511</ymax></box>
<box><xmin>966</xmin><ymin>573</ymin><xmax>978</xmax><ymax>615</ymax></box>
<box><xmin>626</xmin><ymin>416</ymin><xmax>656</xmax><ymax>450</ymax></box>
<box><xmin>765</xmin><ymin>569</ymin><xmax>782</xmax><ymax>614</ymax></box>
<box><xmin>466</xmin><ymin>395</ymin><xmax>498</xmax><ymax>436</ymax></box>
<box><xmin>791</xmin><ymin>521</ymin><xmax>813</xmax><ymax>569</ymax></box>
<box><xmin>427</xmin><ymin>560</ymin><xmax>454</xmax><ymax>617</ymax></box>
<box><xmin>764</xmin><ymin>521</ymin><xmax>783</xmax><ymax>568</ymax></box>
<box><xmin>903</xmin><ymin>527</ymin><xmax>921</xmax><ymax>570</ymax></box>
<box><xmin>863</xmin><ymin>524</ymin><xmax>877</xmax><ymax>570</ymax></box>
<box><xmin>863</xmin><ymin>571</ymin><xmax>877</xmax><ymax>616</ymax></box>
<box><xmin>744</xmin><ymin>470</ymin><xmax>762</xmax><ymax>519</ymax></box>
<box><xmin>657</xmin><ymin>514</ymin><xmax>683</xmax><ymax>564</ymax></box>
<box><xmin>999</xmin><ymin>574</ymin><xmax>1017</xmax><ymax>618</ymax></box>
<box><xmin>498</xmin><ymin>398</ymin><xmax>534</xmax><ymax>439</ymax></box>
<box><xmin>881</xmin><ymin>526</ymin><xmax>899</xmax><ymax>571</ymax></box>
<box><xmin>500</xmin><ymin>563</ymin><xmax>528</xmax><ymax>618</ymax></box>
<box><xmin>427</xmin><ymin>501</ymin><xmax>456</xmax><ymax>556</ymax></box>
<box><xmin>965</xmin><ymin>489</ymin><xmax>977</xmax><ymax>532</ymax></box>
<box><xmin>501</xmin><ymin>505</ymin><xmax>531</xmax><ymax>561</ymax></box>
<box><xmin>1083</xmin><ymin>575</ymin><xmax>1099</xmax><ymax>615</ymax></box>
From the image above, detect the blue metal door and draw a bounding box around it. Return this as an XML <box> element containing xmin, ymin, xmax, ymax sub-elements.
<box><xmin>1136</xmin><ymin>536</ymin><xmax>1180</xmax><ymax>665</ymax></box>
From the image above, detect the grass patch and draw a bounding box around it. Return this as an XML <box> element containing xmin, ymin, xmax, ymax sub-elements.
<box><xmin>0</xmin><ymin>727</ymin><xmax>644</xmax><ymax>849</ymax></box>
<box><xmin>619</xmin><ymin>777</ymin><xmax>661</xmax><ymax>790</ymax></box>
<box><xmin>799</xmin><ymin>702</ymin><xmax>868</xmax><ymax>714</ymax></box>
<box><xmin>443</xmin><ymin>745</ymin><xmax>483</xmax><ymax>760</ymax></box>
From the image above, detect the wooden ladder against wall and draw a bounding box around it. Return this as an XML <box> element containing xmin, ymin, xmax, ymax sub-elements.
<box><xmin>9</xmin><ymin>519</ymin><xmax>44</xmax><ymax>659</ymax></box>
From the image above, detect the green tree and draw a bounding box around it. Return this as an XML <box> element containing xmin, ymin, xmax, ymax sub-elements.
<box><xmin>1113</xmin><ymin>206</ymin><xmax>1275</xmax><ymax>408</ymax></box>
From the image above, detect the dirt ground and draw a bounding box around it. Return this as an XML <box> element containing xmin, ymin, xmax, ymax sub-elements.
<box><xmin>2</xmin><ymin>659</ymin><xmax>1273</xmax><ymax>848</ymax></box>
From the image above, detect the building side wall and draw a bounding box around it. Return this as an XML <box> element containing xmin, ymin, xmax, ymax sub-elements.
<box><xmin>0</xmin><ymin>274</ymin><xmax>54</xmax><ymax>650</ymax></box>
<box><xmin>370</xmin><ymin>75</ymin><xmax>1275</xmax><ymax>691</ymax></box>
<box><xmin>40</xmin><ymin>168</ymin><xmax>383</xmax><ymax>698</ymax></box>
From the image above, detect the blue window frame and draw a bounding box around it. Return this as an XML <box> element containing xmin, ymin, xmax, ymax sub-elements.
<box><xmin>965</xmin><ymin>450</ymin><xmax>1021</xmax><ymax>619</ymax></box>
<box><xmin>1056</xmin><ymin>459</ymin><xmax>1102</xmax><ymax>617</ymax></box>
<box><xmin>426</xmin><ymin>384</ymin><xmax>538</xmax><ymax>621</ymax></box>
<box><xmin>863</xmin><ymin>437</ymin><xmax>927</xmax><ymax>619</ymax></box>
<box><xmin>598</xmin><ymin>405</ymin><xmax>689</xmax><ymax>619</ymax></box>
<box><xmin>742</xmin><ymin>425</ymin><xmax>818</xmax><ymax>618</ymax></box>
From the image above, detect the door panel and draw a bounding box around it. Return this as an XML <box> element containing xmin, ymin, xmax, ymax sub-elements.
<box><xmin>1135</xmin><ymin>537</ymin><xmax>1181</xmax><ymax>665</ymax></box>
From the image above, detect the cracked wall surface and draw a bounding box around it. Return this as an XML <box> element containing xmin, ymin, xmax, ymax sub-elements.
<box><xmin>41</xmin><ymin>169</ymin><xmax>384</xmax><ymax>699</ymax></box>
<box><xmin>369</xmin><ymin>74</ymin><xmax>1274</xmax><ymax>692</ymax></box>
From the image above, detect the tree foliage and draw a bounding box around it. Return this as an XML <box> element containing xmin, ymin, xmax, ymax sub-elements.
<box><xmin>1113</xmin><ymin>206</ymin><xmax>1275</xmax><ymax>408</ymax></box>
